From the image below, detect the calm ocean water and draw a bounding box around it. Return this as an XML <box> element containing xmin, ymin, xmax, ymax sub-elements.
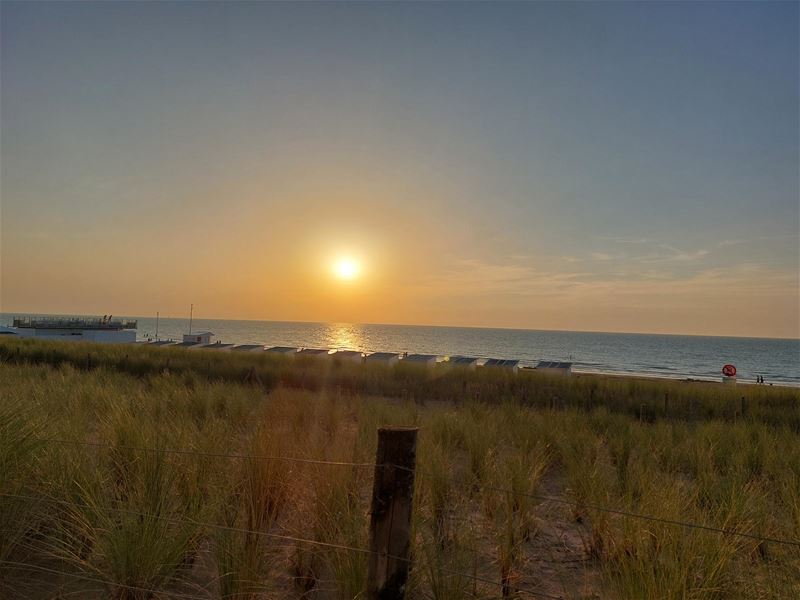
<box><xmin>3</xmin><ymin>313</ymin><xmax>799</xmax><ymax>386</ymax></box>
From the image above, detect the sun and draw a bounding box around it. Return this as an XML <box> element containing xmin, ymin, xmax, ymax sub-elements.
<box><xmin>333</xmin><ymin>257</ymin><xmax>360</xmax><ymax>281</ymax></box>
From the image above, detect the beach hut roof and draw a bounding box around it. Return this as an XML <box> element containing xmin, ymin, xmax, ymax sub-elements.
<box><xmin>404</xmin><ymin>354</ymin><xmax>438</xmax><ymax>363</ymax></box>
<box><xmin>366</xmin><ymin>352</ymin><xmax>402</xmax><ymax>360</ymax></box>
<box><xmin>298</xmin><ymin>348</ymin><xmax>331</xmax><ymax>356</ymax></box>
<box><xmin>266</xmin><ymin>346</ymin><xmax>299</xmax><ymax>353</ymax></box>
<box><xmin>484</xmin><ymin>358</ymin><xmax>520</xmax><ymax>368</ymax></box>
<box><xmin>334</xmin><ymin>350</ymin><xmax>363</xmax><ymax>358</ymax></box>
<box><xmin>449</xmin><ymin>356</ymin><xmax>479</xmax><ymax>365</ymax></box>
<box><xmin>537</xmin><ymin>361</ymin><xmax>573</xmax><ymax>369</ymax></box>
<box><xmin>232</xmin><ymin>344</ymin><xmax>264</xmax><ymax>352</ymax></box>
<box><xmin>201</xmin><ymin>342</ymin><xmax>235</xmax><ymax>350</ymax></box>
<box><xmin>174</xmin><ymin>341</ymin><xmax>202</xmax><ymax>348</ymax></box>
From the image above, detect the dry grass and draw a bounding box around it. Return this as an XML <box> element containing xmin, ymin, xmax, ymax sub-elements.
<box><xmin>0</xmin><ymin>338</ymin><xmax>798</xmax><ymax>599</ymax></box>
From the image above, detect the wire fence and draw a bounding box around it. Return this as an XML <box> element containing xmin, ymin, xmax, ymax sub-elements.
<box><xmin>33</xmin><ymin>436</ymin><xmax>800</xmax><ymax>549</ymax></box>
<box><xmin>0</xmin><ymin>560</ymin><xmax>210</xmax><ymax>600</ymax></box>
<box><xmin>0</xmin><ymin>491</ymin><xmax>562</xmax><ymax>600</ymax></box>
<box><xmin>3</xmin><ymin>429</ymin><xmax>798</xmax><ymax>600</ymax></box>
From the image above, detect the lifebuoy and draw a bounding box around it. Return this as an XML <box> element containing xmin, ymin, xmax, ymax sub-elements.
<box><xmin>722</xmin><ymin>364</ymin><xmax>736</xmax><ymax>377</ymax></box>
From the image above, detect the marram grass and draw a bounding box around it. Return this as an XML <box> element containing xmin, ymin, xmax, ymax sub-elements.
<box><xmin>0</xmin><ymin>338</ymin><xmax>798</xmax><ymax>599</ymax></box>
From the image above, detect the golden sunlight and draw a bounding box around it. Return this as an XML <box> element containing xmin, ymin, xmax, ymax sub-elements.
<box><xmin>333</xmin><ymin>257</ymin><xmax>360</xmax><ymax>281</ymax></box>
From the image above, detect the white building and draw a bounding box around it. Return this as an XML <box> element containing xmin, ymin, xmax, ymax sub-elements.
<box><xmin>297</xmin><ymin>348</ymin><xmax>332</xmax><ymax>358</ymax></box>
<box><xmin>333</xmin><ymin>350</ymin><xmax>364</xmax><ymax>363</ymax></box>
<box><xmin>232</xmin><ymin>344</ymin><xmax>266</xmax><ymax>352</ymax></box>
<box><xmin>536</xmin><ymin>361</ymin><xmax>573</xmax><ymax>376</ymax></box>
<box><xmin>265</xmin><ymin>346</ymin><xmax>299</xmax><ymax>357</ymax></box>
<box><xmin>484</xmin><ymin>358</ymin><xmax>520</xmax><ymax>372</ymax></box>
<box><xmin>448</xmin><ymin>356</ymin><xmax>479</xmax><ymax>369</ymax></box>
<box><xmin>183</xmin><ymin>332</ymin><xmax>213</xmax><ymax>345</ymax></box>
<box><xmin>199</xmin><ymin>342</ymin><xmax>235</xmax><ymax>352</ymax></box>
<box><xmin>403</xmin><ymin>354</ymin><xmax>439</xmax><ymax>368</ymax></box>
<box><xmin>366</xmin><ymin>352</ymin><xmax>402</xmax><ymax>366</ymax></box>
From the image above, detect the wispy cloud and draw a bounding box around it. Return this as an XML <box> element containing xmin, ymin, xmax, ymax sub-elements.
<box><xmin>594</xmin><ymin>236</ymin><xmax>651</xmax><ymax>245</ymax></box>
<box><xmin>588</xmin><ymin>240</ymin><xmax>711</xmax><ymax>264</ymax></box>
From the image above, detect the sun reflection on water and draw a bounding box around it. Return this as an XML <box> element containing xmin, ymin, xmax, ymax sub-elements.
<box><xmin>326</xmin><ymin>323</ymin><xmax>365</xmax><ymax>351</ymax></box>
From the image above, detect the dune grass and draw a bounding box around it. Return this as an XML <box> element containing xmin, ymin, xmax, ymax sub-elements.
<box><xmin>0</xmin><ymin>338</ymin><xmax>798</xmax><ymax>599</ymax></box>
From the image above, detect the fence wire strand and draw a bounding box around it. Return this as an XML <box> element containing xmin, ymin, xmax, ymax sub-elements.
<box><xmin>38</xmin><ymin>437</ymin><xmax>377</xmax><ymax>468</ymax></box>
<box><xmin>31</xmin><ymin>436</ymin><xmax>800</xmax><ymax>549</ymax></box>
<box><xmin>0</xmin><ymin>559</ymin><xmax>210</xmax><ymax>600</ymax></box>
<box><xmin>0</xmin><ymin>492</ymin><xmax>561</xmax><ymax>599</ymax></box>
<box><xmin>419</xmin><ymin>475</ymin><xmax>800</xmax><ymax>549</ymax></box>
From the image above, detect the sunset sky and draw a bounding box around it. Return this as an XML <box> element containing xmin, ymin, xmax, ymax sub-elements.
<box><xmin>1</xmin><ymin>1</ymin><xmax>798</xmax><ymax>338</ymax></box>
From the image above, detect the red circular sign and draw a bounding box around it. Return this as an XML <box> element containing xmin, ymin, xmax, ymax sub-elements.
<box><xmin>722</xmin><ymin>364</ymin><xmax>737</xmax><ymax>377</ymax></box>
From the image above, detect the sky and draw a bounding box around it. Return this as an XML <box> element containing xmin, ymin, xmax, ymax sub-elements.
<box><xmin>1</xmin><ymin>1</ymin><xmax>798</xmax><ymax>338</ymax></box>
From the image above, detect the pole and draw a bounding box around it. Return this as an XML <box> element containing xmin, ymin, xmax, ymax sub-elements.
<box><xmin>367</xmin><ymin>427</ymin><xmax>418</xmax><ymax>600</ymax></box>
<box><xmin>155</xmin><ymin>311</ymin><xmax>159</xmax><ymax>340</ymax></box>
<box><xmin>189</xmin><ymin>304</ymin><xmax>193</xmax><ymax>335</ymax></box>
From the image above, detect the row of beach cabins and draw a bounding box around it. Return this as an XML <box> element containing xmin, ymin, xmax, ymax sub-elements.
<box><xmin>141</xmin><ymin>331</ymin><xmax>574</xmax><ymax>376</ymax></box>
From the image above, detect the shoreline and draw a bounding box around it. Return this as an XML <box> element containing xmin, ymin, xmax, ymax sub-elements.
<box><xmin>568</xmin><ymin>368</ymin><xmax>800</xmax><ymax>389</ymax></box>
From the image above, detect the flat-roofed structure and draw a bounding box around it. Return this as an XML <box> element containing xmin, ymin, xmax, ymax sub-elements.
<box><xmin>232</xmin><ymin>344</ymin><xmax>265</xmax><ymax>352</ymax></box>
<box><xmin>173</xmin><ymin>341</ymin><xmax>202</xmax><ymax>348</ymax></box>
<box><xmin>183</xmin><ymin>332</ymin><xmax>213</xmax><ymax>345</ymax></box>
<box><xmin>147</xmin><ymin>340</ymin><xmax>177</xmax><ymax>347</ymax></box>
<box><xmin>265</xmin><ymin>346</ymin><xmax>299</xmax><ymax>356</ymax></box>
<box><xmin>403</xmin><ymin>354</ymin><xmax>438</xmax><ymax>367</ymax></box>
<box><xmin>484</xmin><ymin>358</ymin><xmax>520</xmax><ymax>372</ymax></box>
<box><xmin>448</xmin><ymin>356</ymin><xmax>479</xmax><ymax>369</ymax></box>
<box><xmin>198</xmin><ymin>342</ymin><xmax>235</xmax><ymax>351</ymax></box>
<box><xmin>297</xmin><ymin>348</ymin><xmax>332</xmax><ymax>358</ymax></box>
<box><xmin>536</xmin><ymin>360</ymin><xmax>573</xmax><ymax>376</ymax></box>
<box><xmin>365</xmin><ymin>352</ymin><xmax>402</xmax><ymax>366</ymax></box>
<box><xmin>332</xmin><ymin>350</ymin><xmax>364</xmax><ymax>363</ymax></box>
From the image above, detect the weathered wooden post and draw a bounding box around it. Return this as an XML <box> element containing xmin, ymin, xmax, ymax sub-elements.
<box><xmin>367</xmin><ymin>427</ymin><xmax>418</xmax><ymax>600</ymax></box>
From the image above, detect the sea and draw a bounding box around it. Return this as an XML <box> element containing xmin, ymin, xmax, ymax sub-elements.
<box><xmin>3</xmin><ymin>313</ymin><xmax>799</xmax><ymax>387</ymax></box>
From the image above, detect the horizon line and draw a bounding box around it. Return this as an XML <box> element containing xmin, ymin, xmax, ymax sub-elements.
<box><xmin>1</xmin><ymin>310</ymin><xmax>798</xmax><ymax>342</ymax></box>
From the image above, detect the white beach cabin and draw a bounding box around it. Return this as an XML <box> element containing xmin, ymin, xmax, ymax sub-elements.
<box><xmin>232</xmin><ymin>344</ymin><xmax>266</xmax><ymax>353</ymax></box>
<box><xmin>484</xmin><ymin>358</ymin><xmax>520</xmax><ymax>373</ymax></box>
<box><xmin>332</xmin><ymin>350</ymin><xmax>364</xmax><ymax>363</ymax></box>
<box><xmin>403</xmin><ymin>354</ymin><xmax>439</xmax><ymax>368</ymax></box>
<box><xmin>297</xmin><ymin>348</ymin><xmax>332</xmax><ymax>359</ymax></box>
<box><xmin>265</xmin><ymin>346</ymin><xmax>299</xmax><ymax>357</ymax></box>
<box><xmin>183</xmin><ymin>332</ymin><xmax>213</xmax><ymax>345</ymax></box>
<box><xmin>199</xmin><ymin>342</ymin><xmax>235</xmax><ymax>352</ymax></box>
<box><xmin>536</xmin><ymin>361</ymin><xmax>573</xmax><ymax>376</ymax></box>
<box><xmin>366</xmin><ymin>352</ymin><xmax>402</xmax><ymax>366</ymax></box>
<box><xmin>448</xmin><ymin>356</ymin><xmax>479</xmax><ymax>370</ymax></box>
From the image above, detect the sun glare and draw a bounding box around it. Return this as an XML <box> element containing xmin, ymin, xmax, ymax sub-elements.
<box><xmin>333</xmin><ymin>258</ymin><xmax>360</xmax><ymax>281</ymax></box>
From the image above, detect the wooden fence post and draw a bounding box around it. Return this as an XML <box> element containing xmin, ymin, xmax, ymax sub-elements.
<box><xmin>367</xmin><ymin>427</ymin><xmax>418</xmax><ymax>600</ymax></box>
